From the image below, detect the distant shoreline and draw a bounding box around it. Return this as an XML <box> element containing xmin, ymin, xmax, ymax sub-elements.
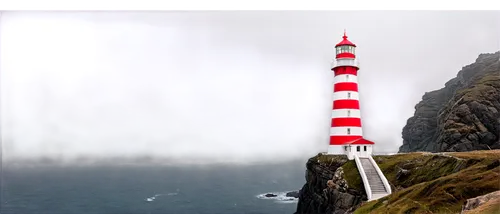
<box><xmin>3</xmin><ymin>155</ymin><xmax>306</xmax><ymax>169</ymax></box>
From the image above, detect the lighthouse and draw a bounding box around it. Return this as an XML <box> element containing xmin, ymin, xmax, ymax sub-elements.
<box><xmin>327</xmin><ymin>31</ymin><xmax>375</xmax><ymax>160</ymax></box>
<box><xmin>323</xmin><ymin>31</ymin><xmax>392</xmax><ymax>201</ymax></box>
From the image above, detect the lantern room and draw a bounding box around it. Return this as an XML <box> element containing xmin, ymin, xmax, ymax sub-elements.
<box><xmin>335</xmin><ymin>45</ymin><xmax>356</xmax><ymax>55</ymax></box>
<box><xmin>335</xmin><ymin>31</ymin><xmax>356</xmax><ymax>59</ymax></box>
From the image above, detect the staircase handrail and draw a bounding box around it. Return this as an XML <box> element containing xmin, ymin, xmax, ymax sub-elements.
<box><xmin>368</xmin><ymin>156</ymin><xmax>392</xmax><ymax>194</ymax></box>
<box><xmin>353</xmin><ymin>155</ymin><xmax>372</xmax><ymax>200</ymax></box>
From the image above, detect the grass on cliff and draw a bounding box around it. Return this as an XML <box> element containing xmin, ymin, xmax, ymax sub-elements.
<box><xmin>457</xmin><ymin>73</ymin><xmax>500</xmax><ymax>102</ymax></box>
<box><xmin>354</xmin><ymin>150</ymin><xmax>500</xmax><ymax>214</ymax></box>
<box><xmin>342</xmin><ymin>160</ymin><xmax>363</xmax><ymax>191</ymax></box>
<box><xmin>312</xmin><ymin>154</ymin><xmax>364</xmax><ymax>192</ymax></box>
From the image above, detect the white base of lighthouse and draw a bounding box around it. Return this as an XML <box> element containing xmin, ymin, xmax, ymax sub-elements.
<box><xmin>327</xmin><ymin>145</ymin><xmax>344</xmax><ymax>155</ymax></box>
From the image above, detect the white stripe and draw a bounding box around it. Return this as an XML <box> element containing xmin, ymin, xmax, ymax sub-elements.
<box><xmin>331</xmin><ymin>58</ymin><xmax>360</xmax><ymax>69</ymax></box>
<box><xmin>330</xmin><ymin>127</ymin><xmax>363</xmax><ymax>136</ymax></box>
<box><xmin>333</xmin><ymin>74</ymin><xmax>358</xmax><ymax>84</ymax></box>
<box><xmin>333</xmin><ymin>91</ymin><xmax>359</xmax><ymax>100</ymax></box>
<box><xmin>331</xmin><ymin>109</ymin><xmax>361</xmax><ymax>118</ymax></box>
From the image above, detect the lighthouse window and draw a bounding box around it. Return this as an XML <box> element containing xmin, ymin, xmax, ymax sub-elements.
<box><xmin>348</xmin><ymin>46</ymin><xmax>355</xmax><ymax>54</ymax></box>
<box><xmin>347</xmin><ymin>110</ymin><xmax>351</xmax><ymax>117</ymax></box>
<box><xmin>347</xmin><ymin>128</ymin><xmax>351</xmax><ymax>135</ymax></box>
<box><xmin>347</xmin><ymin>92</ymin><xmax>351</xmax><ymax>99</ymax></box>
<box><xmin>364</xmin><ymin>146</ymin><xmax>367</xmax><ymax>151</ymax></box>
<box><xmin>357</xmin><ymin>146</ymin><xmax>360</xmax><ymax>152</ymax></box>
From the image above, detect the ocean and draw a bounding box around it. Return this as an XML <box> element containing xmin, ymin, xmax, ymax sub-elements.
<box><xmin>0</xmin><ymin>160</ymin><xmax>307</xmax><ymax>214</ymax></box>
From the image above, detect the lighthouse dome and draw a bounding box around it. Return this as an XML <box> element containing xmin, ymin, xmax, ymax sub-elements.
<box><xmin>335</xmin><ymin>31</ymin><xmax>356</xmax><ymax>58</ymax></box>
<box><xmin>335</xmin><ymin>31</ymin><xmax>356</xmax><ymax>47</ymax></box>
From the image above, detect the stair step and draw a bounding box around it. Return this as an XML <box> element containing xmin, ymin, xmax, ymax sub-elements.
<box><xmin>358</xmin><ymin>158</ymin><xmax>390</xmax><ymax>198</ymax></box>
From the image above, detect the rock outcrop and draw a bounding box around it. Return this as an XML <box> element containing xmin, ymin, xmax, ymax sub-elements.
<box><xmin>399</xmin><ymin>51</ymin><xmax>500</xmax><ymax>153</ymax></box>
<box><xmin>461</xmin><ymin>190</ymin><xmax>500</xmax><ymax>214</ymax></box>
<box><xmin>295</xmin><ymin>150</ymin><xmax>500</xmax><ymax>214</ymax></box>
<box><xmin>295</xmin><ymin>154</ymin><xmax>366</xmax><ymax>214</ymax></box>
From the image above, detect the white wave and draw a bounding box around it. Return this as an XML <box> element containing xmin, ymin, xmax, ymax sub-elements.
<box><xmin>256</xmin><ymin>191</ymin><xmax>298</xmax><ymax>204</ymax></box>
<box><xmin>145</xmin><ymin>194</ymin><xmax>161</xmax><ymax>202</ymax></box>
<box><xmin>145</xmin><ymin>190</ymin><xmax>179</xmax><ymax>202</ymax></box>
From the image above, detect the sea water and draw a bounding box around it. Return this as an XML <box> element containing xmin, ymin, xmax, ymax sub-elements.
<box><xmin>1</xmin><ymin>161</ymin><xmax>306</xmax><ymax>214</ymax></box>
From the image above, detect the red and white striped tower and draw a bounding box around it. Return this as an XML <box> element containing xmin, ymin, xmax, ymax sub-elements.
<box><xmin>327</xmin><ymin>31</ymin><xmax>374</xmax><ymax>155</ymax></box>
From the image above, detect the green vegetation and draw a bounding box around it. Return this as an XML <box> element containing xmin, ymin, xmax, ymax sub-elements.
<box><xmin>342</xmin><ymin>160</ymin><xmax>363</xmax><ymax>191</ymax></box>
<box><xmin>311</xmin><ymin>154</ymin><xmax>363</xmax><ymax>191</ymax></box>
<box><xmin>311</xmin><ymin>153</ymin><xmax>348</xmax><ymax>164</ymax></box>
<box><xmin>354</xmin><ymin>150</ymin><xmax>500</xmax><ymax>214</ymax></box>
<box><xmin>457</xmin><ymin>73</ymin><xmax>500</xmax><ymax>102</ymax></box>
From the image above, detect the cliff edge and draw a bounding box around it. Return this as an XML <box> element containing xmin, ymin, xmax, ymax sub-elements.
<box><xmin>399</xmin><ymin>52</ymin><xmax>500</xmax><ymax>153</ymax></box>
<box><xmin>295</xmin><ymin>150</ymin><xmax>500</xmax><ymax>214</ymax></box>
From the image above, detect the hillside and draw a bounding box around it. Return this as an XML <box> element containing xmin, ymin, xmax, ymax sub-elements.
<box><xmin>399</xmin><ymin>51</ymin><xmax>500</xmax><ymax>153</ymax></box>
<box><xmin>295</xmin><ymin>150</ymin><xmax>500</xmax><ymax>214</ymax></box>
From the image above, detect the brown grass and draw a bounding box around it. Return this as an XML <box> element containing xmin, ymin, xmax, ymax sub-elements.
<box><xmin>457</xmin><ymin>73</ymin><xmax>500</xmax><ymax>102</ymax></box>
<box><xmin>447</xmin><ymin>150</ymin><xmax>500</xmax><ymax>160</ymax></box>
<box><xmin>354</xmin><ymin>150</ymin><xmax>500</xmax><ymax>214</ymax></box>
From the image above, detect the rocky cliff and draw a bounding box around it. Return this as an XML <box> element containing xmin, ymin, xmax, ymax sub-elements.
<box><xmin>295</xmin><ymin>154</ymin><xmax>367</xmax><ymax>214</ymax></box>
<box><xmin>295</xmin><ymin>150</ymin><xmax>500</xmax><ymax>214</ymax></box>
<box><xmin>399</xmin><ymin>51</ymin><xmax>500</xmax><ymax>153</ymax></box>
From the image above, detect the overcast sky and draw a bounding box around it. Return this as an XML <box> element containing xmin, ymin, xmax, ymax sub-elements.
<box><xmin>1</xmin><ymin>11</ymin><xmax>499</xmax><ymax>164</ymax></box>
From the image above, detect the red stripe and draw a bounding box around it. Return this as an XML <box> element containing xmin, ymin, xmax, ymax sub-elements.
<box><xmin>334</xmin><ymin>82</ymin><xmax>358</xmax><ymax>92</ymax></box>
<box><xmin>331</xmin><ymin>118</ymin><xmax>362</xmax><ymax>127</ymax></box>
<box><xmin>330</xmin><ymin>136</ymin><xmax>363</xmax><ymax>145</ymax></box>
<box><xmin>333</xmin><ymin>100</ymin><xmax>359</xmax><ymax>109</ymax></box>
<box><xmin>336</xmin><ymin>53</ymin><xmax>355</xmax><ymax>58</ymax></box>
<box><xmin>333</xmin><ymin>67</ymin><xmax>358</xmax><ymax>76</ymax></box>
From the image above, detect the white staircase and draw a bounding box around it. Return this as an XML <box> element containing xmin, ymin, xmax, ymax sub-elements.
<box><xmin>354</xmin><ymin>155</ymin><xmax>391</xmax><ymax>201</ymax></box>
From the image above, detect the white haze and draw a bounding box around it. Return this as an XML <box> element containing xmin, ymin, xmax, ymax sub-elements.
<box><xmin>1</xmin><ymin>11</ymin><xmax>499</xmax><ymax>164</ymax></box>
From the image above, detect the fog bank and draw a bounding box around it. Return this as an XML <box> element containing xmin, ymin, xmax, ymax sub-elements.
<box><xmin>1</xmin><ymin>11</ymin><xmax>498</xmax><ymax>164</ymax></box>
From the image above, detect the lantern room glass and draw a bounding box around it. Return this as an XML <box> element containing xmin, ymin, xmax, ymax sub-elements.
<box><xmin>336</xmin><ymin>46</ymin><xmax>355</xmax><ymax>55</ymax></box>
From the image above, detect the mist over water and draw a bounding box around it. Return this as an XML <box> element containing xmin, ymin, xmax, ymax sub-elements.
<box><xmin>1</xmin><ymin>11</ymin><xmax>499</xmax><ymax>165</ymax></box>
